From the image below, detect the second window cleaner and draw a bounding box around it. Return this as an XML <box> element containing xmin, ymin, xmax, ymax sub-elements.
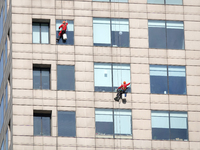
<box><xmin>57</xmin><ymin>21</ymin><xmax>68</xmax><ymax>42</ymax></box>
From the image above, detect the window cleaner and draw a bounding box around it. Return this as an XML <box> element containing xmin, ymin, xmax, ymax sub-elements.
<box><xmin>57</xmin><ymin>21</ymin><xmax>68</xmax><ymax>42</ymax></box>
<box><xmin>114</xmin><ymin>81</ymin><xmax>130</xmax><ymax>104</ymax></box>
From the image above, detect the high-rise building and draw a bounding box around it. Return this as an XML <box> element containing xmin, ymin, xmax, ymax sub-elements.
<box><xmin>0</xmin><ymin>0</ymin><xmax>200</xmax><ymax>149</ymax></box>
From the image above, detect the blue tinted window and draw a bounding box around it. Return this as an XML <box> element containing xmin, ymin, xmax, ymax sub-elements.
<box><xmin>34</xmin><ymin>112</ymin><xmax>51</xmax><ymax>136</ymax></box>
<box><xmin>57</xmin><ymin>65</ymin><xmax>75</xmax><ymax>91</ymax></box>
<box><xmin>56</xmin><ymin>20</ymin><xmax>74</xmax><ymax>45</ymax></box>
<box><xmin>94</xmin><ymin>63</ymin><xmax>131</xmax><ymax>92</ymax></box>
<box><xmin>95</xmin><ymin>109</ymin><xmax>132</xmax><ymax>138</ymax></box>
<box><xmin>150</xmin><ymin>65</ymin><xmax>186</xmax><ymax>95</ymax></box>
<box><xmin>148</xmin><ymin>0</ymin><xmax>182</xmax><ymax>5</ymax></box>
<box><xmin>33</xmin><ymin>67</ymin><xmax>50</xmax><ymax>90</ymax></box>
<box><xmin>93</xmin><ymin>18</ymin><xmax>129</xmax><ymax>48</ymax></box>
<box><xmin>0</xmin><ymin>52</ymin><xmax>3</xmax><ymax>87</ymax></box>
<box><xmin>0</xmin><ymin>96</ymin><xmax>4</xmax><ymax>133</ymax></box>
<box><xmin>32</xmin><ymin>23</ymin><xmax>49</xmax><ymax>44</ymax></box>
<box><xmin>148</xmin><ymin>20</ymin><xmax>184</xmax><ymax>49</ymax></box>
<box><xmin>5</xmin><ymin>40</ymin><xmax>7</xmax><ymax>65</ymax></box>
<box><xmin>58</xmin><ymin>111</ymin><xmax>76</xmax><ymax>137</ymax></box>
<box><xmin>151</xmin><ymin>111</ymin><xmax>188</xmax><ymax>141</ymax></box>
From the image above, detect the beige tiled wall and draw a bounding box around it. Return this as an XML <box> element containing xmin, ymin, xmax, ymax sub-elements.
<box><xmin>8</xmin><ymin>0</ymin><xmax>200</xmax><ymax>149</ymax></box>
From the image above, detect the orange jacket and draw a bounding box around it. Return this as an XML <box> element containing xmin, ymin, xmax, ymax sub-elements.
<box><xmin>118</xmin><ymin>82</ymin><xmax>130</xmax><ymax>90</ymax></box>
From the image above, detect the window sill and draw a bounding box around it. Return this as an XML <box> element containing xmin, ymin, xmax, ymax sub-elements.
<box><xmin>96</xmin><ymin>134</ymin><xmax>132</xmax><ymax>139</ymax></box>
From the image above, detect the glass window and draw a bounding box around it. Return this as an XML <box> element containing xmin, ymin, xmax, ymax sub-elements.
<box><xmin>94</xmin><ymin>63</ymin><xmax>131</xmax><ymax>92</ymax></box>
<box><xmin>148</xmin><ymin>0</ymin><xmax>182</xmax><ymax>5</ymax></box>
<box><xmin>93</xmin><ymin>18</ymin><xmax>129</xmax><ymax>48</ymax></box>
<box><xmin>57</xmin><ymin>65</ymin><xmax>75</xmax><ymax>91</ymax></box>
<box><xmin>33</xmin><ymin>66</ymin><xmax>50</xmax><ymax>90</ymax></box>
<box><xmin>58</xmin><ymin>111</ymin><xmax>76</xmax><ymax>137</ymax></box>
<box><xmin>148</xmin><ymin>20</ymin><xmax>184</xmax><ymax>49</ymax></box>
<box><xmin>95</xmin><ymin>109</ymin><xmax>132</xmax><ymax>138</ymax></box>
<box><xmin>34</xmin><ymin>112</ymin><xmax>51</xmax><ymax>136</ymax></box>
<box><xmin>0</xmin><ymin>52</ymin><xmax>3</xmax><ymax>87</ymax></box>
<box><xmin>150</xmin><ymin>65</ymin><xmax>186</xmax><ymax>95</ymax></box>
<box><xmin>5</xmin><ymin>0</ymin><xmax>7</xmax><ymax>21</ymax></box>
<box><xmin>0</xmin><ymin>96</ymin><xmax>4</xmax><ymax>133</ymax></box>
<box><xmin>1</xmin><ymin>140</ymin><xmax>4</xmax><ymax>150</ymax></box>
<box><xmin>111</xmin><ymin>19</ymin><xmax>129</xmax><ymax>47</ymax></box>
<box><xmin>56</xmin><ymin>20</ymin><xmax>74</xmax><ymax>45</ymax></box>
<box><xmin>32</xmin><ymin>22</ymin><xmax>49</xmax><ymax>44</ymax></box>
<box><xmin>5</xmin><ymin>40</ymin><xmax>7</xmax><ymax>65</ymax></box>
<box><xmin>151</xmin><ymin>111</ymin><xmax>188</xmax><ymax>141</ymax></box>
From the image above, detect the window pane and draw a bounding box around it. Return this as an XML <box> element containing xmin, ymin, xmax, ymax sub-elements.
<box><xmin>42</xmin><ymin>116</ymin><xmax>51</xmax><ymax>136</ymax></box>
<box><xmin>147</xmin><ymin>0</ymin><xmax>164</xmax><ymax>4</ymax></box>
<box><xmin>150</xmin><ymin>65</ymin><xmax>168</xmax><ymax>94</ymax></box>
<box><xmin>32</xmin><ymin>23</ymin><xmax>40</xmax><ymax>43</ymax></box>
<box><xmin>95</xmin><ymin>109</ymin><xmax>114</xmax><ymax>136</ymax></box>
<box><xmin>151</xmin><ymin>111</ymin><xmax>170</xmax><ymax>140</ymax></box>
<box><xmin>57</xmin><ymin>65</ymin><xmax>75</xmax><ymax>91</ymax></box>
<box><xmin>58</xmin><ymin>111</ymin><xmax>76</xmax><ymax>137</ymax></box>
<box><xmin>94</xmin><ymin>63</ymin><xmax>112</xmax><ymax>92</ymax></box>
<box><xmin>41</xmin><ymin>23</ymin><xmax>49</xmax><ymax>44</ymax></box>
<box><xmin>111</xmin><ymin>19</ymin><xmax>129</xmax><ymax>47</ymax></box>
<box><xmin>114</xmin><ymin>110</ymin><xmax>132</xmax><ymax>135</ymax></box>
<box><xmin>168</xmin><ymin>66</ymin><xmax>186</xmax><ymax>95</ymax></box>
<box><xmin>34</xmin><ymin>116</ymin><xmax>41</xmax><ymax>135</ymax></box>
<box><xmin>166</xmin><ymin>21</ymin><xmax>184</xmax><ymax>49</ymax></box>
<box><xmin>56</xmin><ymin>20</ymin><xmax>74</xmax><ymax>45</ymax></box>
<box><xmin>166</xmin><ymin>0</ymin><xmax>182</xmax><ymax>5</ymax></box>
<box><xmin>170</xmin><ymin>112</ymin><xmax>188</xmax><ymax>141</ymax></box>
<box><xmin>113</xmin><ymin>64</ymin><xmax>131</xmax><ymax>92</ymax></box>
<box><xmin>41</xmin><ymin>69</ymin><xmax>50</xmax><ymax>89</ymax></box>
<box><xmin>93</xmin><ymin>18</ymin><xmax>111</xmax><ymax>46</ymax></box>
<box><xmin>33</xmin><ymin>68</ymin><xmax>40</xmax><ymax>89</ymax></box>
<box><xmin>148</xmin><ymin>20</ymin><xmax>166</xmax><ymax>49</ymax></box>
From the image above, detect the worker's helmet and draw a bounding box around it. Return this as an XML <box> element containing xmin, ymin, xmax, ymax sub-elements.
<box><xmin>123</xmin><ymin>81</ymin><xmax>126</xmax><ymax>84</ymax></box>
<box><xmin>63</xmin><ymin>21</ymin><xmax>66</xmax><ymax>24</ymax></box>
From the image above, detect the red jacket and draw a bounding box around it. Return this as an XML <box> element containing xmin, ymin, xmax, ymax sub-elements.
<box><xmin>118</xmin><ymin>82</ymin><xmax>130</xmax><ymax>90</ymax></box>
<box><xmin>59</xmin><ymin>23</ymin><xmax>68</xmax><ymax>31</ymax></box>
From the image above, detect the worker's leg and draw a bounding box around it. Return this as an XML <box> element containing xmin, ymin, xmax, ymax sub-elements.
<box><xmin>57</xmin><ymin>30</ymin><xmax>63</xmax><ymax>41</ymax></box>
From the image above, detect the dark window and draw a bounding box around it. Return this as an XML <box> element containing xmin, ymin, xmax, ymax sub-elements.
<box><xmin>95</xmin><ymin>109</ymin><xmax>132</xmax><ymax>138</ymax></box>
<box><xmin>151</xmin><ymin>111</ymin><xmax>188</xmax><ymax>141</ymax></box>
<box><xmin>33</xmin><ymin>66</ymin><xmax>50</xmax><ymax>90</ymax></box>
<box><xmin>32</xmin><ymin>22</ymin><xmax>50</xmax><ymax>44</ymax></box>
<box><xmin>148</xmin><ymin>20</ymin><xmax>184</xmax><ymax>49</ymax></box>
<box><xmin>57</xmin><ymin>65</ymin><xmax>75</xmax><ymax>91</ymax></box>
<box><xmin>93</xmin><ymin>18</ymin><xmax>129</xmax><ymax>47</ymax></box>
<box><xmin>58</xmin><ymin>111</ymin><xmax>76</xmax><ymax>137</ymax></box>
<box><xmin>150</xmin><ymin>65</ymin><xmax>186</xmax><ymax>95</ymax></box>
<box><xmin>34</xmin><ymin>111</ymin><xmax>51</xmax><ymax>136</ymax></box>
<box><xmin>148</xmin><ymin>0</ymin><xmax>182</xmax><ymax>5</ymax></box>
<box><xmin>94</xmin><ymin>63</ymin><xmax>131</xmax><ymax>92</ymax></box>
<box><xmin>56</xmin><ymin>20</ymin><xmax>74</xmax><ymax>45</ymax></box>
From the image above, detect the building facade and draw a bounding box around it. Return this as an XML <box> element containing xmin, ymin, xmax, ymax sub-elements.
<box><xmin>0</xmin><ymin>0</ymin><xmax>200</xmax><ymax>149</ymax></box>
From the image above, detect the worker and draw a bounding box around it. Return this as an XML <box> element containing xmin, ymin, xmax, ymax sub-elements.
<box><xmin>114</xmin><ymin>81</ymin><xmax>130</xmax><ymax>101</ymax></box>
<box><xmin>56</xmin><ymin>21</ymin><xmax>68</xmax><ymax>42</ymax></box>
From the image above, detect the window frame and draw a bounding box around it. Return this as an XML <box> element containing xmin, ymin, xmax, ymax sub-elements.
<box><xmin>33</xmin><ymin>65</ymin><xmax>51</xmax><ymax>90</ymax></box>
<box><xmin>32</xmin><ymin>22</ymin><xmax>50</xmax><ymax>44</ymax></box>
<box><xmin>151</xmin><ymin>110</ymin><xmax>188</xmax><ymax>141</ymax></box>
<box><xmin>94</xmin><ymin>62</ymin><xmax>131</xmax><ymax>92</ymax></box>
<box><xmin>148</xmin><ymin>20</ymin><xmax>185</xmax><ymax>50</ymax></box>
<box><xmin>93</xmin><ymin>18</ymin><xmax>130</xmax><ymax>48</ymax></box>
<box><xmin>150</xmin><ymin>64</ymin><xmax>186</xmax><ymax>95</ymax></box>
<box><xmin>33</xmin><ymin>111</ymin><xmax>52</xmax><ymax>136</ymax></box>
<box><xmin>147</xmin><ymin>0</ymin><xmax>183</xmax><ymax>5</ymax></box>
<box><xmin>95</xmin><ymin>108</ymin><xmax>132</xmax><ymax>139</ymax></box>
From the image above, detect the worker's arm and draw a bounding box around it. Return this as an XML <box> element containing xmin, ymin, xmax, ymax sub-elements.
<box><xmin>126</xmin><ymin>83</ymin><xmax>130</xmax><ymax>86</ymax></box>
<box><xmin>117</xmin><ymin>85</ymin><xmax>122</xmax><ymax>89</ymax></box>
<box><xmin>59</xmin><ymin>24</ymin><xmax>63</xmax><ymax>29</ymax></box>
